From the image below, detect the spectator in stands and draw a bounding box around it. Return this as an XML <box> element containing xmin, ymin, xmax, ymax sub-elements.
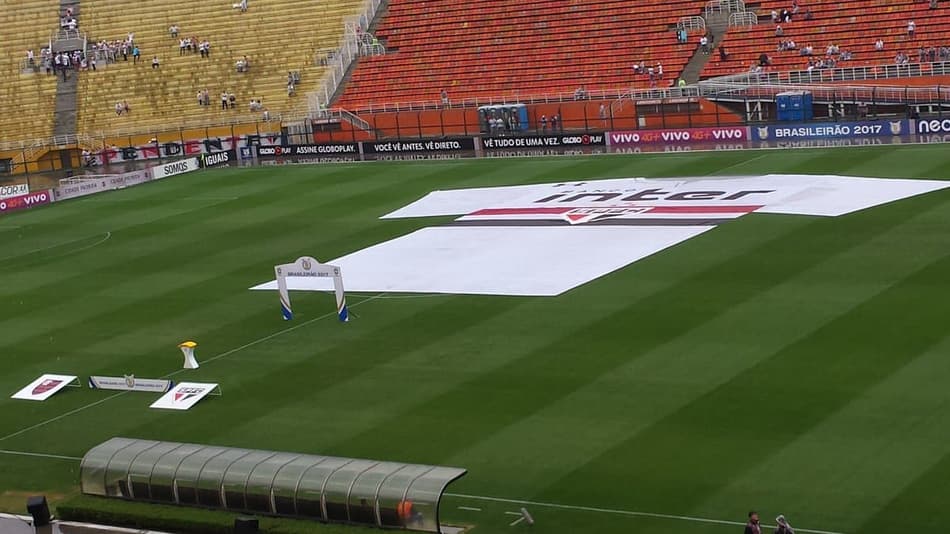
<box><xmin>551</xmin><ymin>113</ymin><xmax>560</xmax><ymax>132</ymax></box>
<box><xmin>801</xmin><ymin>44</ymin><xmax>814</xmax><ymax>55</ymax></box>
<box><xmin>234</xmin><ymin>0</ymin><xmax>248</xmax><ymax>11</ymax></box>
<box><xmin>229</xmin><ymin>91</ymin><xmax>236</xmax><ymax>109</ymax></box>
<box><xmin>203</xmin><ymin>89</ymin><xmax>211</xmax><ymax>106</ymax></box>
<box><xmin>775</xmin><ymin>25</ymin><xmax>784</xmax><ymax>37</ymax></box>
<box><xmin>132</xmin><ymin>46</ymin><xmax>140</xmax><ymax>64</ymax></box>
<box><xmin>115</xmin><ymin>101</ymin><xmax>124</xmax><ymax>115</ymax></box>
<box><xmin>220</xmin><ymin>92</ymin><xmax>228</xmax><ymax>110</ymax></box>
<box><xmin>771</xmin><ymin>9</ymin><xmax>779</xmax><ymax>22</ymax></box>
<box><xmin>26</xmin><ymin>49</ymin><xmax>35</xmax><ymax>68</ymax></box>
<box><xmin>700</xmin><ymin>35</ymin><xmax>709</xmax><ymax>54</ymax></box>
<box><xmin>170</xmin><ymin>24</ymin><xmax>180</xmax><ymax>38</ymax></box>
<box><xmin>678</xmin><ymin>78</ymin><xmax>687</xmax><ymax>88</ymax></box>
<box><xmin>90</xmin><ymin>55</ymin><xmax>96</xmax><ymax>71</ymax></box>
<box><xmin>791</xmin><ymin>0</ymin><xmax>800</xmax><ymax>14</ymax></box>
<box><xmin>875</xmin><ymin>38</ymin><xmax>885</xmax><ymax>51</ymax></box>
<box><xmin>781</xmin><ymin>8</ymin><xmax>792</xmax><ymax>23</ymax></box>
<box><xmin>287</xmin><ymin>81</ymin><xmax>296</xmax><ymax>96</ymax></box>
<box><xmin>826</xmin><ymin>44</ymin><xmax>839</xmax><ymax>56</ymax></box>
<box><xmin>262</xmin><ymin>108</ymin><xmax>270</xmax><ymax>121</ymax></box>
<box><xmin>123</xmin><ymin>101</ymin><xmax>131</xmax><ymax>114</ymax></box>
<box><xmin>804</xmin><ymin>8</ymin><xmax>813</xmax><ymax>20</ymax></box>
<box><xmin>657</xmin><ymin>62</ymin><xmax>663</xmax><ymax>78</ymax></box>
<box><xmin>676</xmin><ymin>28</ymin><xmax>687</xmax><ymax>44</ymax></box>
<box><xmin>539</xmin><ymin>114</ymin><xmax>547</xmax><ymax>133</ymax></box>
<box><xmin>180</xmin><ymin>38</ymin><xmax>187</xmax><ymax>55</ymax></box>
<box><xmin>440</xmin><ymin>88</ymin><xmax>449</xmax><ymax>107</ymax></box>
<box><xmin>719</xmin><ymin>45</ymin><xmax>729</xmax><ymax>60</ymax></box>
<box><xmin>599</xmin><ymin>103</ymin><xmax>607</xmax><ymax>126</ymax></box>
<box><xmin>907</xmin><ymin>20</ymin><xmax>916</xmax><ymax>39</ymax></box>
<box><xmin>759</xmin><ymin>52</ymin><xmax>772</xmax><ymax>66</ymax></box>
<box><xmin>573</xmin><ymin>86</ymin><xmax>587</xmax><ymax>100</ymax></box>
<box><xmin>236</xmin><ymin>57</ymin><xmax>248</xmax><ymax>72</ymax></box>
<box><xmin>197</xmin><ymin>90</ymin><xmax>204</xmax><ymax>106</ymax></box>
<box><xmin>152</xmin><ymin>56</ymin><xmax>160</xmax><ymax>69</ymax></box>
<box><xmin>930</xmin><ymin>0</ymin><xmax>939</xmax><ymax>9</ymax></box>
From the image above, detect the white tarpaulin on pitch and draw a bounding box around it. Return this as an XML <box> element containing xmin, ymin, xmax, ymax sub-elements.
<box><xmin>251</xmin><ymin>174</ymin><xmax>950</xmax><ymax>297</ymax></box>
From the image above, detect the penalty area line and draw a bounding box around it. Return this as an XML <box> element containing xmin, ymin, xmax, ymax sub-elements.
<box><xmin>444</xmin><ymin>493</ymin><xmax>847</xmax><ymax>534</ymax></box>
<box><xmin>0</xmin><ymin>449</ymin><xmax>83</xmax><ymax>461</ymax></box>
<box><xmin>0</xmin><ymin>293</ymin><xmax>385</xmax><ymax>443</ymax></box>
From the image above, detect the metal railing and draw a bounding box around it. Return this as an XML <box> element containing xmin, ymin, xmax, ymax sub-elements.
<box><xmin>728</xmin><ymin>12</ymin><xmax>758</xmax><ymax>27</ymax></box>
<box><xmin>677</xmin><ymin>16</ymin><xmax>706</xmax><ymax>32</ymax></box>
<box><xmin>706</xmin><ymin>0</ymin><xmax>746</xmax><ymax>16</ymax></box>
<box><xmin>302</xmin><ymin>0</ymin><xmax>385</xmax><ymax>115</ymax></box>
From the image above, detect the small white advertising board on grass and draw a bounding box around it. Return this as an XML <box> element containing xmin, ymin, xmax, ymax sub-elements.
<box><xmin>88</xmin><ymin>375</ymin><xmax>173</xmax><ymax>393</ymax></box>
<box><xmin>11</xmin><ymin>374</ymin><xmax>80</xmax><ymax>401</ymax></box>
<box><xmin>149</xmin><ymin>382</ymin><xmax>221</xmax><ymax>411</ymax></box>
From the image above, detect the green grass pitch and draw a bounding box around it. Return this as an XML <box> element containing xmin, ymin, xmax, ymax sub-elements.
<box><xmin>2</xmin><ymin>144</ymin><xmax>950</xmax><ymax>534</ymax></box>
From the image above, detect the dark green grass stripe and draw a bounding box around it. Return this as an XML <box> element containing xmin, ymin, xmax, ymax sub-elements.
<box><xmin>325</xmin><ymin>187</ymin><xmax>947</xmax><ymax>466</ymax></box>
<box><xmin>68</xmin><ymin>297</ymin><xmax>532</xmax><ymax>454</ymax></box>
<box><xmin>0</xmin><ymin>166</ymin><xmax>452</xmax><ymax>321</ymax></box>
<box><xmin>536</xmin><ymin>245</ymin><xmax>950</xmax><ymax>532</ymax></box>
<box><xmin>856</xmin><ymin>445</ymin><xmax>950</xmax><ymax>534</ymax></box>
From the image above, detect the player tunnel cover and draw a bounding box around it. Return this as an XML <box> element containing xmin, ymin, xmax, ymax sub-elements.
<box><xmin>252</xmin><ymin>174</ymin><xmax>950</xmax><ymax>297</ymax></box>
<box><xmin>81</xmin><ymin>437</ymin><xmax>466</xmax><ymax>533</ymax></box>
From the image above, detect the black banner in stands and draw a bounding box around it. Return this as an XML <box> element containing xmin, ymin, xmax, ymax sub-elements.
<box><xmin>201</xmin><ymin>150</ymin><xmax>236</xmax><ymax>168</ymax></box>
<box><xmin>481</xmin><ymin>133</ymin><xmax>607</xmax><ymax>149</ymax></box>
<box><xmin>361</xmin><ymin>138</ymin><xmax>476</xmax><ymax>154</ymax></box>
<box><xmin>256</xmin><ymin>143</ymin><xmax>359</xmax><ymax>157</ymax></box>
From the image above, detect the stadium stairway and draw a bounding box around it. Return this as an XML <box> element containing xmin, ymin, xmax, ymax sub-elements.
<box><xmin>677</xmin><ymin>13</ymin><xmax>730</xmax><ymax>83</ymax></box>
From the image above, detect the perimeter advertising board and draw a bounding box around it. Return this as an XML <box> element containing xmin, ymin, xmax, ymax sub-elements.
<box><xmin>751</xmin><ymin>119</ymin><xmax>910</xmax><ymax>140</ymax></box>
<box><xmin>608</xmin><ymin>127</ymin><xmax>749</xmax><ymax>146</ymax></box>
<box><xmin>0</xmin><ymin>190</ymin><xmax>53</xmax><ymax>214</ymax></box>
<box><xmin>362</xmin><ymin>138</ymin><xmax>476</xmax><ymax>154</ymax></box>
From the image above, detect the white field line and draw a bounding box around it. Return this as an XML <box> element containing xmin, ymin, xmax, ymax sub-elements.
<box><xmin>0</xmin><ymin>232</ymin><xmax>111</xmax><ymax>263</ymax></box>
<box><xmin>0</xmin><ymin>293</ymin><xmax>384</xmax><ymax>443</ymax></box>
<box><xmin>445</xmin><ymin>493</ymin><xmax>847</xmax><ymax>534</ymax></box>
<box><xmin>503</xmin><ymin>511</ymin><xmax>522</xmax><ymax>516</ymax></box>
<box><xmin>509</xmin><ymin>516</ymin><xmax>525</xmax><ymax>527</ymax></box>
<box><xmin>457</xmin><ymin>506</ymin><xmax>481</xmax><ymax>512</ymax></box>
<box><xmin>0</xmin><ymin>449</ymin><xmax>83</xmax><ymax>461</ymax></box>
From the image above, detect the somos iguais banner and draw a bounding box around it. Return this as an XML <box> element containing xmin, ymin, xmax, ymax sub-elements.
<box><xmin>751</xmin><ymin>119</ymin><xmax>910</xmax><ymax>140</ymax></box>
<box><xmin>609</xmin><ymin>127</ymin><xmax>749</xmax><ymax>146</ymax></box>
<box><xmin>151</xmin><ymin>157</ymin><xmax>200</xmax><ymax>180</ymax></box>
<box><xmin>0</xmin><ymin>190</ymin><xmax>53</xmax><ymax>214</ymax></box>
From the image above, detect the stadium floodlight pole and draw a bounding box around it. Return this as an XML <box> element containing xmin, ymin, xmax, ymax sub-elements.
<box><xmin>275</xmin><ymin>256</ymin><xmax>348</xmax><ymax>322</ymax></box>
